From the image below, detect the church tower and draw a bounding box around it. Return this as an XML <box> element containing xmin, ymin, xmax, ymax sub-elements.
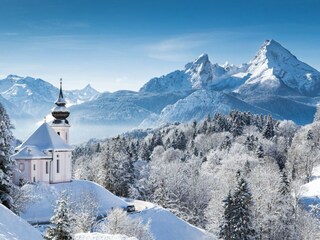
<box><xmin>51</xmin><ymin>78</ymin><xmax>70</xmax><ymax>144</ymax></box>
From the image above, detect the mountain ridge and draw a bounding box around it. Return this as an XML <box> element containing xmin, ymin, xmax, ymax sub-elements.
<box><xmin>1</xmin><ymin>39</ymin><xmax>319</xmax><ymax>142</ymax></box>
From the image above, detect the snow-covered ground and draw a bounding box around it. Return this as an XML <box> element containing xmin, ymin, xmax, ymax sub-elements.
<box><xmin>301</xmin><ymin>165</ymin><xmax>320</xmax><ymax>197</ymax></box>
<box><xmin>21</xmin><ymin>180</ymin><xmax>128</xmax><ymax>223</ymax></box>
<box><xmin>20</xmin><ymin>180</ymin><xmax>212</xmax><ymax>240</ymax></box>
<box><xmin>75</xmin><ymin>232</ymin><xmax>137</xmax><ymax>240</ymax></box>
<box><xmin>300</xmin><ymin>165</ymin><xmax>320</xmax><ymax>211</ymax></box>
<box><xmin>0</xmin><ymin>204</ymin><xmax>42</xmax><ymax>240</ymax></box>
<box><xmin>125</xmin><ymin>199</ymin><xmax>213</xmax><ymax>240</ymax></box>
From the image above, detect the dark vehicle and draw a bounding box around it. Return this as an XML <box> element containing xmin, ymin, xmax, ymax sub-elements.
<box><xmin>126</xmin><ymin>205</ymin><xmax>135</xmax><ymax>212</ymax></box>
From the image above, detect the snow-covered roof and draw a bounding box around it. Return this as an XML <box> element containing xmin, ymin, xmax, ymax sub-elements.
<box><xmin>11</xmin><ymin>146</ymin><xmax>51</xmax><ymax>160</ymax></box>
<box><xmin>16</xmin><ymin>122</ymin><xmax>73</xmax><ymax>151</ymax></box>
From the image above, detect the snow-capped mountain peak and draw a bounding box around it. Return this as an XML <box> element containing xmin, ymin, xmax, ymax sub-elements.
<box><xmin>185</xmin><ymin>53</ymin><xmax>214</xmax><ymax>88</ymax></box>
<box><xmin>6</xmin><ymin>74</ymin><xmax>24</xmax><ymax>81</ymax></box>
<box><xmin>237</xmin><ymin>39</ymin><xmax>320</xmax><ymax>96</ymax></box>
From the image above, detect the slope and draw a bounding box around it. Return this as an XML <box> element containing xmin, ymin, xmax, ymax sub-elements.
<box><xmin>20</xmin><ymin>180</ymin><xmax>211</xmax><ymax>240</ymax></box>
<box><xmin>141</xmin><ymin>89</ymin><xmax>281</xmax><ymax>128</ymax></box>
<box><xmin>0</xmin><ymin>204</ymin><xmax>43</xmax><ymax>240</ymax></box>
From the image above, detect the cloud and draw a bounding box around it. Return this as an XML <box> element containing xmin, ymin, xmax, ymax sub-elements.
<box><xmin>145</xmin><ymin>33</ymin><xmax>211</xmax><ymax>61</ymax></box>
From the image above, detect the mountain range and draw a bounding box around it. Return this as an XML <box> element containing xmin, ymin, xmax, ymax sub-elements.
<box><xmin>1</xmin><ymin>39</ymin><xmax>319</xmax><ymax>142</ymax></box>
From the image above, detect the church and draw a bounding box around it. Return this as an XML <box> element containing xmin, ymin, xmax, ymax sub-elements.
<box><xmin>12</xmin><ymin>79</ymin><xmax>73</xmax><ymax>185</ymax></box>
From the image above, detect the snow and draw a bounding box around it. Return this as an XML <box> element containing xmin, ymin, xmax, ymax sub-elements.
<box><xmin>16</xmin><ymin>122</ymin><xmax>73</xmax><ymax>151</ymax></box>
<box><xmin>75</xmin><ymin>232</ymin><xmax>137</xmax><ymax>240</ymax></box>
<box><xmin>238</xmin><ymin>39</ymin><xmax>320</xmax><ymax>96</ymax></box>
<box><xmin>126</xmin><ymin>200</ymin><xmax>214</xmax><ymax>240</ymax></box>
<box><xmin>301</xmin><ymin>165</ymin><xmax>320</xmax><ymax>197</ymax></box>
<box><xmin>21</xmin><ymin>180</ymin><xmax>128</xmax><ymax>223</ymax></box>
<box><xmin>19</xmin><ymin>180</ymin><xmax>211</xmax><ymax>240</ymax></box>
<box><xmin>141</xmin><ymin>89</ymin><xmax>278</xmax><ymax>128</ymax></box>
<box><xmin>300</xmin><ymin>165</ymin><xmax>320</xmax><ymax>214</ymax></box>
<box><xmin>0</xmin><ymin>204</ymin><xmax>42</xmax><ymax>240</ymax></box>
<box><xmin>11</xmin><ymin>145</ymin><xmax>51</xmax><ymax>160</ymax></box>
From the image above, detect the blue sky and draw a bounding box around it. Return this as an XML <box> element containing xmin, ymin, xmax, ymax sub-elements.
<box><xmin>0</xmin><ymin>0</ymin><xmax>320</xmax><ymax>92</ymax></box>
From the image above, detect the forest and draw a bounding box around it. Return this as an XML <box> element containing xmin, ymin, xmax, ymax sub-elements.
<box><xmin>72</xmin><ymin>110</ymin><xmax>320</xmax><ymax>239</ymax></box>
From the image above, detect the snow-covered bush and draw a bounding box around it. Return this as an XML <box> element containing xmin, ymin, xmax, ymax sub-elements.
<box><xmin>100</xmin><ymin>208</ymin><xmax>154</xmax><ymax>240</ymax></box>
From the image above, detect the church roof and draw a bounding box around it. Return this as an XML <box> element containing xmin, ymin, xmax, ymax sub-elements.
<box><xmin>16</xmin><ymin>122</ymin><xmax>73</xmax><ymax>151</ymax></box>
<box><xmin>11</xmin><ymin>146</ymin><xmax>52</xmax><ymax>160</ymax></box>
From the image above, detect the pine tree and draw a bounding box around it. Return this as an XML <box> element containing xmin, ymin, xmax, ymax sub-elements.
<box><xmin>0</xmin><ymin>104</ymin><xmax>14</xmax><ymax>209</ymax></box>
<box><xmin>275</xmin><ymin>169</ymin><xmax>296</xmax><ymax>239</ymax></box>
<box><xmin>256</xmin><ymin>144</ymin><xmax>264</xmax><ymax>159</ymax></box>
<box><xmin>262</xmin><ymin>116</ymin><xmax>275</xmax><ymax>139</ymax></box>
<box><xmin>45</xmin><ymin>194</ymin><xmax>73</xmax><ymax>240</ymax></box>
<box><xmin>219</xmin><ymin>136</ymin><xmax>231</xmax><ymax>151</ymax></box>
<box><xmin>219</xmin><ymin>171</ymin><xmax>255</xmax><ymax>240</ymax></box>
<box><xmin>219</xmin><ymin>191</ymin><xmax>234</xmax><ymax>240</ymax></box>
<box><xmin>232</xmin><ymin>174</ymin><xmax>255</xmax><ymax>240</ymax></box>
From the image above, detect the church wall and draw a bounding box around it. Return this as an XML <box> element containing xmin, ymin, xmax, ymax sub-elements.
<box><xmin>31</xmin><ymin>159</ymin><xmax>50</xmax><ymax>183</ymax></box>
<box><xmin>13</xmin><ymin>160</ymin><xmax>31</xmax><ymax>185</ymax></box>
<box><xmin>51</xmin><ymin>151</ymin><xmax>72</xmax><ymax>183</ymax></box>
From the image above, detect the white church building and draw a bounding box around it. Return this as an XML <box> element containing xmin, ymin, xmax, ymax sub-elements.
<box><xmin>12</xmin><ymin>80</ymin><xmax>73</xmax><ymax>185</ymax></box>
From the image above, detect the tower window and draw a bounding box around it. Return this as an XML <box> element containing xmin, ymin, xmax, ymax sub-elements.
<box><xmin>57</xmin><ymin>132</ymin><xmax>60</xmax><ymax>136</ymax></box>
<box><xmin>57</xmin><ymin>160</ymin><xmax>60</xmax><ymax>173</ymax></box>
<box><xmin>33</xmin><ymin>177</ymin><xmax>36</xmax><ymax>182</ymax></box>
<box><xmin>33</xmin><ymin>164</ymin><xmax>36</xmax><ymax>171</ymax></box>
<box><xmin>46</xmin><ymin>162</ymin><xmax>48</xmax><ymax>174</ymax></box>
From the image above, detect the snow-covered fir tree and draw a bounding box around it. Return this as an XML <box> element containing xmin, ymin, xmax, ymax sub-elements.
<box><xmin>45</xmin><ymin>193</ymin><xmax>73</xmax><ymax>240</ymax></box>
<box><xmin>0</xmin><ymin>103</ymin><xmax>14</xmax><ymax>209</ymax></box>
<box><xmin>219</xmin><ymin>171</ymin><xmax>255</xmax><ymax>240</ymax></box>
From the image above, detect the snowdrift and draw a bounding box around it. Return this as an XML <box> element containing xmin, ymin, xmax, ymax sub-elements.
<box><xmin>0</xmin><ymin>204</ymin><xmax>42</xmax><ymax>240</ymax></box>
<box><xmin>21</xmin><ymin>180</ymin><xmax>128</xmax><ymax>223</ymax></box>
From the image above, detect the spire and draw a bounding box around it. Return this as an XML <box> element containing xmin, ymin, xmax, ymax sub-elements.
<box><xmin>52</xmin><ymin>78</ymin><xmax>70</xmax><ymax>124</ymax></box>
<box><xmin>55</xmin><ymin>78</ymin><xmax>67</xmax><ymax>106</ymax></box>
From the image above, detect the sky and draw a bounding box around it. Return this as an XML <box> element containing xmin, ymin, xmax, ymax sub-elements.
<box><xmin>0</xmin><ymin>0</ymin><xmax>320</xmax><ymax>92</ymax></box>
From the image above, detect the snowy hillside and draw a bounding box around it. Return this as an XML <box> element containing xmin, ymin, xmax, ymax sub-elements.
<box><xmin>21</xmin><ymin>180</ymin><xmax>128</xmax><ymax>223</ymax></box>
<box><xmin>19</xmin><ymin>180</ymin><xmax>210</xmax><ymax>240</ymax></box>
<box><xmin>301</xmin><ymin>165</ymin><xmax>320</xmax><ymax>208</ymax></box>
<box><xmin>0</xmin><ymin>204</ymin><xmax>42</xmax><ymax>240</ymax></box>
<box><xmin>75</xmin><ymin>233</ymin><xmax>138</xmax><ymax>240</ymax></box>
<box><xmin>70</xmin><ymin>90</ymin><xmax>190</xmax><ymax>125</ymax></box>
<box><xmin>130</xmin><ymin>202</ymin><xmax>211</xmax><ymax>240</ymax></box>
<box><xmin>140</xmin><ymin>90</ymin><xmax>281</xmax><ymax>128</ymax></box>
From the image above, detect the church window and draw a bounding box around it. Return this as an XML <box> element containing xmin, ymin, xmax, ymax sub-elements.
<box><xmin>57</xmin><ymin>160</ymin><xmax>60</xmax><ymax>173</ymax></box>
<box><xmin>57</xmin><ymin>132</ymin><xmax>60</xmax><ymax>136</ymax></box>
<box><xmin>19</xmin><ymin>163</ymin><xmax>25</xmax><ymax>171</ymax></box>
<box><xmin>33</xmin><ymin>164</ymin><xmax>36</xmax><ymax>171</ymax></box>
<box><xmin>46</xmin><ymin>162</ymin><xmax>49</xmax><ymax>174</ymax></box>
<box><xmin>57</xmin><ymin>154</ymin><xmax>59</xmax><ymax>158</ymax></box>
<box><xmin>33</xmin><ymin>177</ymin><xmax>36</xmax><ymax>182</ymax></box>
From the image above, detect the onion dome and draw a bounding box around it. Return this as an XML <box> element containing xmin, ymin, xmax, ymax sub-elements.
<box><xmin>51</xmin><ymin>78</ymin><xmax>70</xmax><ymax>124</ymax></box>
